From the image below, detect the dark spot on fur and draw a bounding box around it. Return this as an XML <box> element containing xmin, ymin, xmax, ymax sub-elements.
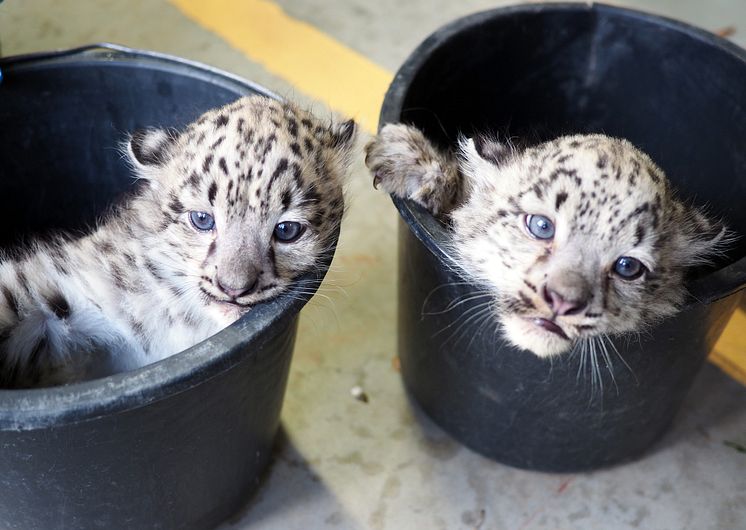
<box><xmin>303</xmin><ymin>182</ymin><xmax>321</xmax><ymax>205</ymax></box>
<box><xmin>303</xmin><ymin>137</ymin><xmax>314</xmax><ymax>154</ymax></box>
<box><xmin>99</xmin><ymin>240</ymin><xmax>114</xmax><ymax>254</ymax></box>
<box><xmin>311</xmin><ymin>210</ymin><xmax>324</xmax><ymax>227</ymax></box>
<box><xmin>555</xmin><ymin>192</ymin><xmax>568</xmax><ymax>210</ymax></box>
<box><xmin>45</xmin><ymin>292</ymin><xmax>71</xmax><ymax>319</ymax></box>
<box><xmin>219</xmin><ymin>157</ymin><xmax>229</xmax><ymax>176</ymax></box>
<box><xmin>267</xmin><ymin>246</ymin><xmax>278</xmax><ymax>277</ymax></box>
<box><xmin>145</xmin><ymin>259</ymin><xmax>164</xmax><ymax>280</ymax></box>
<box><xmin>518</xmin><ymin>292</ymin><xmax>535</xmax><ymax>309</ymax></box>
<box><xmin>268</xmin><ymin>158</ymin><xmax>289</xmax><ymax>192</ymax></box>
<box><xmin>634</xmin><ymin>224</ymin><xmax>646</xmax><ymax>246</ymax></box>
<box><xmin>110</xmin><ymin>263</ymin><xmax>127</xmax><ymax>290</ymax></box>
<box><xmin>214</xmin><ymin>114</ymin><xmax>229</xmax><ymax>128</ymax></box>
<box><xmin>130</xmin><ymin>317</ymin><xmax>146</xmax><ymax>338</ymax></box>
<box><xmin>208</xmin><ymin>181</ymin><xmax>218</xmax><ymax>205</ymax></box>
<box><xmin>2</xmin><ymin>287</ymin><xmax>19</xmax><ymax>317</ymax></box>
<box><xmin>206</xmin><ymin>241</ymin><xmax>216</xmax><ymax>258</ymax></box>
<box><xmin>169</xmin><ymin>196</ymin><xmax>184</xmax><ymax>214</ymax></box>
<box><xmin>211</xmin><ymin>136</ymin><xmax>225</xmax><ymax>150</ymax></box>
<box><xmin>288</xmin><ymin>118</ymin><xmax>298</xmax><ymax>137</ymax></box>
<box><xmin>188</xmin><ymin>171</ymin><xmax>201</xmax><ymax>187</ymax></box>
<box><xmin>203</xmin><ymin>154</ymin><xmax>214</xmax><ymax>173</ymax></box>
<box><xmin>281</xmin><ymin>189</ymin><xmax>292</xmax><ymax>210</ymax></box>
<box><xmin>16</xmin><ymin>270</ymin><xmax>30</xmax><ymax>295</ymax></box>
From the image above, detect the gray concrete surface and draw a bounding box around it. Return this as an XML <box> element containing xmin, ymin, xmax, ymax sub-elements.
<box><xmin>1</xmin><ymin>1</ymin><xmax>745</xmax><ymax>529</ymax></box>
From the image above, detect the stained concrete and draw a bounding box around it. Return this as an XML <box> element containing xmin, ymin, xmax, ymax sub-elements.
<box><xmin>1</xmin><ymin>1</ymin><xmax>745</xmax><ymax>529</ymax></box>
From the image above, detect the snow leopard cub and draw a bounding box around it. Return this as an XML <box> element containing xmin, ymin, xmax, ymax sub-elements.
<box><xmin>0</xmin><ymin>95</ymin><xmax>356</xmax><ymax>388</ymax></box>
<box><xmin>366</xmin><ymin>124</ymin><xmax>726</xmax><ymax>357</ymax></box>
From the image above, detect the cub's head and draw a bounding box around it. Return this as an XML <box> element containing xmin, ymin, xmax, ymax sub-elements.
<box><xmin>126</xmin><ymin>95</ymin><xmax>355</xmax><ymax>320</ymax></box>
<box><xmin>452</xmin><ymin>134</ymin><xmax>726</xmax><ymax>357</ymax></box>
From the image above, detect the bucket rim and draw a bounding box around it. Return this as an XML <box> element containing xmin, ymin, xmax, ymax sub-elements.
<box><xmin>379</xmin><ymin>2</ymin><xmax>746</xmax><ymax>307</ymax></box>
<box><xmin>0</xmin><ymin>43</ymin><xmax>335</xmax><ymax>429</ymax></box>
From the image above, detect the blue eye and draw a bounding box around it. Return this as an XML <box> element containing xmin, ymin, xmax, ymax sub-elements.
<box><xmin>613</xmin><ymin>256</ymin><xmax>645</xmax><ymax>280</ymax></box>
<box><xmin>189</xmin><ymin>211</ymin><xmax>215</xmax><ymax>231</ymax></box>
<box><xmin>274</xmin><ymin>221</ymin><xmax>304</xmax><ymax>243</ymax></box>
<box><xmin>526</xmin><ymin>214</ymin><xmax>555</xmax><ymax>240</ymax></box>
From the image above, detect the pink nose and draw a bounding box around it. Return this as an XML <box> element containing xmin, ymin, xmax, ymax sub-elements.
<box><xmin>217</xmin><ymin>278</ymin><xmax>257</xmax><ymax>299</ymax></box>
<box><xmin>542</xmin><ymin>285</ymin><xmax>587</xmax><ymax>316</ymax></box>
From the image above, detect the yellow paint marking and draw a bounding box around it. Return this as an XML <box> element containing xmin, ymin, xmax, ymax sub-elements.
<box><xmin>711</xmin><ymin>308</ymin><xmax>746</xmax><ymax>384</ymax></box>
<box><xmin>171</xmin><ymin>0</ymin><xmax>746</xmax><ymax>386</ymax></box>
<box><xmin>169</xmin><ymin>0</ymin><xmax>392</xmax><ymax>132</ymax></box>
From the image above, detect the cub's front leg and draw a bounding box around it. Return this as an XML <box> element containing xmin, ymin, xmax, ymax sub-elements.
<box><xmin>365</xmin><ymin>124</ymin><xmax>462</xmax><ymax>216</ymax></box>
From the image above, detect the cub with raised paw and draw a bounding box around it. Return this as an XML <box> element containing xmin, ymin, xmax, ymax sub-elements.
<box><xmin>366</xmin><ymin>123</ymin><xmax>726</xmax><ymax>357</ymax></box>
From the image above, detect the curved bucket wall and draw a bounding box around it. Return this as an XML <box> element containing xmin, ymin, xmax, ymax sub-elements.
<box><xmin>0</xmin><ymin>44</ymin><xmax>336</xmax><ymax>528</ymax></box>
<box><xmin>380</xmin><ymin>4</ymin><xmax>746</xmax><ymax>471</ymax></box>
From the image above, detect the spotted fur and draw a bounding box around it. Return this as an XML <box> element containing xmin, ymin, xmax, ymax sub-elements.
<box><xmin>366</xmin><ymin>124</ymin><xmax>726</xmax><ymax>357</ymax></box>
<box><xmin>0</xmin><ymin>96</ymin><xmax>356</xmax><ymax>387</ymax></box>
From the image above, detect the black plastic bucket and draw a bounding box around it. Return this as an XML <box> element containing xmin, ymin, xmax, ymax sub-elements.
<box><xmin>0</xmin><ymin>44</ymin><xmax>336</xmax><ymax>528</ymax></box>
<box><xmin>381</xmin><ymin>4</ymin><xmax>746</xmax><ymax>471</ymax></box>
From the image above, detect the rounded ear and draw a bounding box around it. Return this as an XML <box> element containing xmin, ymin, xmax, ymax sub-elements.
<box><xmin>670</xmin><ymin>204</ymin><xmax>730</xmax><ymax>266</ymax></box>
<box><xmin>330</xmin><ymin>119</ymin><xmax>357</xmax><ymax>150</ymax></box>
<box><xmin>324</xmin><ymin>119</ymin><xmax>357</xmax><ymax>171</ymax></box>
<box><xmin>458</xmin><ymin>135</ymin><xmax>511</xmax><ymax>192</ymax></box>
<box><xmin>472</xmin><ymin>134</ymin><xmax>511</xmax><ymax>167</ymax></box>
<box><xmin>126</xmin><ymin>128</ymin><xmax>179</xmax><ymax>176</ymax></box>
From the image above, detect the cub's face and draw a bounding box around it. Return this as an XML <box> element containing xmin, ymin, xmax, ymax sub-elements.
<box><xmin>452</xmin><ymin>134</ymin><xmax>724</xmax><ymax>357</ymax></box>
<box><xmin>128</xmin><ymin>96</ymin><xmax>355</xmax><ymax>321</ymax></box>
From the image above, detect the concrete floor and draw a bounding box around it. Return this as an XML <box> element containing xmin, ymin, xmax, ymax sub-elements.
<box><xmin>2</xmin><ymin>1</ymin><xmax>746</xmax><ymax>529</ymax></box>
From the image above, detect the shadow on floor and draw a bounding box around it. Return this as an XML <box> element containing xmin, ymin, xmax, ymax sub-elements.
<box><xmin>218</xmin><ymin>425</ymin><xmax>353</xmax><ymax>529</ymax></box>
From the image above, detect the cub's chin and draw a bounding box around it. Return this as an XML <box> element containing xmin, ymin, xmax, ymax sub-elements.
<box><xmin>501</xmin><ymin>313</ymin><xmax>575</xmax><ymax>358</ymax></box>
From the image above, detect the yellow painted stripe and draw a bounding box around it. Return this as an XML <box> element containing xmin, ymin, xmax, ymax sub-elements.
<box><xmin>171</xmin><ymin>0</ymin><xmax>746</xmax><ymax>386</ymax></box>
<box><xmin>169</xmin><ymin>0</ymin><xmax>392</xmax><ymax>132</ymax></box>
<box><xmin>711</xmin><ymin>308</ymin><xmax>746</xmax><ymax>384</ymax></box>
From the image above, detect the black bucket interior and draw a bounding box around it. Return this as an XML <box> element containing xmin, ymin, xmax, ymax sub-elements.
<box><xmin>0</xmin><ymin>47</ymin><xmax>272</xmax><ymax>248</ymax></box>
<box><xmin>389</xmin><ymin>4</ymin><xmax>746</xmax><ymax>270</ymax></box>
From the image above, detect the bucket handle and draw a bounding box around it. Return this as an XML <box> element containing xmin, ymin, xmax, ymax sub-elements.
<box><xmin>0</xmin><ymin>42</ymin><xmax>277</xmax><ymax>100</ymax></box>
<box><xmin>0</xmin><ymin>43</ymin><xmax>146</xmax><ymax>85</ymax></box>
<box><xmin>0</xmin><ymin>42</ymin><xmax>171</xmax><ymax>67</ymax></box>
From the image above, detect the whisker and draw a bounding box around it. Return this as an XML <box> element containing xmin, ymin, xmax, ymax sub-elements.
<box><xmin>598</xmin><ymin>335</ymin><xmax>619</xmax><ymax>395</ymax></box>
<box><xmin>587</xmin><ymin>338</ymin><xmax>602</xmax><ymax>404</ymax></box>
<box><xmin>422</xmin><ymin>292</ymin><xmax>493</xmax><ymax>316</ymax></box>
<box><xmin>421</xmin><ymin>282</ymin><xmax>490</xmax><ymax>309</ymax></box>
<box><xmin>575</xmin><ymin>338</ymin><xmax>587</xmax><ymax>383</ymax></box>
<box><xmin>432</xmin><ymin>301</ymin><xmax>493</xmax><ymax>339</ymax></box>
<box><xmin>605</xmin><ymin>333</ymin><xmax>639</xmax><ymax>385</ymax></box>
<box><xmin>466</xmin><ymin>310</ymin><xmax>497</xmax><ymax>351</ymax></box>
<box><xmin>438</xmin><ymin>303</ymin><xmax>495</xmax><ymax>346</ymax></box>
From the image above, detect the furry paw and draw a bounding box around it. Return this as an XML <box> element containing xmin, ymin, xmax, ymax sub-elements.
<box><xmin>365</xmin><ymin>124</ymin><xmax>460</xmax><ymax>216</ymax></box>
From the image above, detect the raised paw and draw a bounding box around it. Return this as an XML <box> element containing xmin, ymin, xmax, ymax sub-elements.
<box><xmin>364</xmin><ymin>123</ymin><xmax>461</xmax><ymax>216</ymax></box>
